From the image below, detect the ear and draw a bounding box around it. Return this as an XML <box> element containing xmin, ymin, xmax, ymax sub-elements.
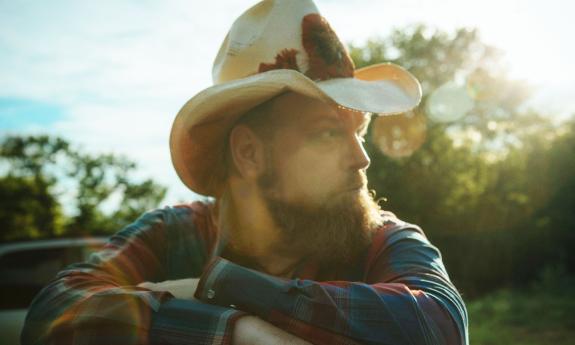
<box><xmin>228</xmin><ymin>124</ymin><xmax>266</xmax><ymax>180</ymax></box>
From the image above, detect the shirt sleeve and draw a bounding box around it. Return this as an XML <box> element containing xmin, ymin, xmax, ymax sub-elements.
<box><xmin>21</xmin><ymin>204</ymin><xmax>244</xmax><ymax>345</ymax></box>
<box><xmin>195</xmin><ymin>220</ymin><xmax>469</xmax><ymax>345</ymax></box>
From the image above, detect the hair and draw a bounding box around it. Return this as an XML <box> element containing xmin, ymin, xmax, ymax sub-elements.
<box><xmin>211</xmin><ymin>96</ymin><xmax>281</xmax><ymax>231</ymax></box>
<box><xmin>222</xmin><ymin>95</ymin><xmax>283</xmax><ymax>179</ymax></box>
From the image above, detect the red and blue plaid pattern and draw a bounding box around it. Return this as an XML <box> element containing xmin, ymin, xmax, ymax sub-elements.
<box><xmin>22</xmin><ymin>202</ymin><xmax>467</xmax><ymax>345</ymax></box>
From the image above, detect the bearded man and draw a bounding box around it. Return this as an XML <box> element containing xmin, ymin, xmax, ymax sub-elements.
<box><xmin>22</xmin><ymin>0</ymin><xmax>468</xmax><ymax>344</ymax></box>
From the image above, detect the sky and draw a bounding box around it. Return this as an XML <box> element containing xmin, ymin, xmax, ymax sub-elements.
<box><xmin>1</xmin><ymin>0</ymin><xmax>574</xmax><ymax>205</ymax></box>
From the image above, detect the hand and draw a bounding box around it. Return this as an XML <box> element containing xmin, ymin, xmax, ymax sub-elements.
<box><xmin>233</xmin><ymin>315</ymin><xmax>312</xmax><ymax>345</ymax></box>
<box><xmin>138</xmin><ymin>278</ymin><xmax>200</xmax><ymax>300</ymax></box>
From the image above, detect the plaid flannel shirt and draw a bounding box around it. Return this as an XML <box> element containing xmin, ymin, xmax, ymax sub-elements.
<box><xmin>22</xmin><ymin>202</ymin><xmax>468</xmax><ymax>345</ymax></box>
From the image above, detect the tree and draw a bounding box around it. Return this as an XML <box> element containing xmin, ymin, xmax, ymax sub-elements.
<box><xmin>349</xmin><ymin>25</ymin><xmax>562</xmax><ymax>233</ymax></box>
<box><xmin>0</xmin><ymin>175</ymin><xmax>64</xmax><ymax>240</ymax></box>
<box><xmin>0</xmin><ymin>135</ymin><xmax>167</xmax><ymax>241</ymax></box>
<box><xmin>348</xmin><ymin>25</ymin><xmax>572</xmax><ymax>296</ymax></box>
<box><xmin>350</xmin><ymin>25</ymin><xmax>533</xmax><ymax>148</ymax></box>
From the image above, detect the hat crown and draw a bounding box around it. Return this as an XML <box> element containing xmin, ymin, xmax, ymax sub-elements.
<box><xmin>212</xmin><ymin>0</ymin><xmax>354</xmax><ymax>84</ymax></box>
<box><xmin>171</xmin><ymin>0</ymin><xmax>422</xmax><ymax>196</ymax></box>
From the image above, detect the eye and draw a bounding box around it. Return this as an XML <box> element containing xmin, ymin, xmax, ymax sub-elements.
<box><xmin>318</xmin><ymin>129</ymin><xmax>343</xmax><ymax>140</ymax></box>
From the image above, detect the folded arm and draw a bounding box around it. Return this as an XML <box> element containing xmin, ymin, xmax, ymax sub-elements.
<box><xmin>22</xmin><ymin>205</ymin><xmax>467</xmax><ymax>345</ymax></box>
<box><xmin>195</xmin><ymin>221</ymin><xmax>469</xmax><ymax>345</ymax></box>
<box><xmin>21</xmin><ymin>205</ymin><xmax>245</xmax><ymax>345</ymax></box>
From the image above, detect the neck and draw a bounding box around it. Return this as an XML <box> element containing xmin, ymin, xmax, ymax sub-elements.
<box><xmin>218</xmin><ymin>178</ymin><xmax>303</xmax><ymax>277</ymax></box>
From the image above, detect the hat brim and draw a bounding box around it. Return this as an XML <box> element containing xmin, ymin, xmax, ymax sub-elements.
<box><xmin>170</xmin><ymin>62</ymin><xmax>421</xmax><ymax>196</ymax></box>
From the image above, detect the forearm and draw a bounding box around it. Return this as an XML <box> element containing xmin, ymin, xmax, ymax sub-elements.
<box><xmin>141</xmin><ymin>279</ymin><xmax>311</xmax><ymax>345</ymax></box>
<box><xmin>201</xmin><ymin>270</ymin><xmax>456</xmax><ymax>344</ymax></box>
<box><xmin>194</xmin><ymin>226</ymin><xmax>468</xmax><ymax>344</ymax></box>
<box><xmin>22</xmin><ymin>270</ymin><xmax>172</xmax><ymax>345</ymax></box>
<box><xmin>22</xmin><ymin>204</ymin><xmax>242</xmax><ymax>345</ymax></box>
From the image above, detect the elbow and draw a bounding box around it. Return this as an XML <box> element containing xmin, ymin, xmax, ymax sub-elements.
<box><xmin>21</xmin><ymin>293</ymin><xmax>54</xmax><ymax>345</ymax></box>
<box><xmin>413</xmin><ymin>289</ymin><xmax>468</xmax><ymax>345</ymax></box>
<box><xmin>21</xmin><ymin>314</ymin><xmax>49</xmax><ymax>345</ymax></box>
<box><xmin>21</xmin><ymin>277</ymin><xmax>98</xmax><ymax>345</ymax></box>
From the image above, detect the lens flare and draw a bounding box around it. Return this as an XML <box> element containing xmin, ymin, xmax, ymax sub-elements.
<box><xmin>466</xmin><ymin>68</ymin><xmax>495</xmax><ymax>101</ymax></box>
<box><xmin>371</xmin><ymin>111</ymin><xmax>427</xmax><ymax>158</ymax></box>
<box><xmin>426</xmin><ymin>81</ymin><xmax>474</xmax><ymax>123</ymax></box>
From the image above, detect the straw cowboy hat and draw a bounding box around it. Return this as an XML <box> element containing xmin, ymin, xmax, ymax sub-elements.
<box><xmin>170</xmin><ymin>0</ymin><xmax>422</xmax><ymax>196</ymax></box>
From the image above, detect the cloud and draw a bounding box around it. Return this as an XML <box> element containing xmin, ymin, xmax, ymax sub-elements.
<box><xmin>1</xmin><ymin>0</ymin><xmax>574</xmax><ymax>207</ymax></box>
<box><xmin>0</xmin><ymin>0</ymin><xmax>257</xmax><ymax>203</ymax></box>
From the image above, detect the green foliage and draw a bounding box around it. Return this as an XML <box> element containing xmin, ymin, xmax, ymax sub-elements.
<box><xmin>350</xmin><ymin>25</ymin><xmax>575</xmax><ymax>296</ymax></box>
<box><xmin>0</xmin><ymin>135</ymin><xmax>167</xmax><ymax>241</ymax></box>
<box><xmin>468</xmin><ymin>267</ymin><xmax>575</xmax><ymax>345</ymax></box>
<box><xmin>351</xmin><ymin>25</ymin><xmax>491</xmax><ymax>90</ymax></box>
<box><xmin>1</xmin><ymin>135</ymin><xmax>70</xmax><ymax>177</ymax></box>
<box><xmin>0</xmin><ymin>175</ymin><xmax>64</xmax><ymax>240</ymax></box>
<box><xmin>350</xmin><ymin>25</ymin><xmax>532</xmax><ymax>146</ymax></box>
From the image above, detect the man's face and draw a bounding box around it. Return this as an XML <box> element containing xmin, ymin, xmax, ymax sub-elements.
<box><xmin>260</xmin><ymin>93</ymin><xmax>371</xmax><ymax>207</ymax></box>
<box><xmin>256</xmin><ymin>93</ymin><xmax>383</xmax><ymax>265</ymax></box>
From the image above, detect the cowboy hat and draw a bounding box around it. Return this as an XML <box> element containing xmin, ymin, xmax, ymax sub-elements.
<box><xmin>170</xmin><ymin>0</ymin><xmax>422</xmax><ymax>196</ymax></box>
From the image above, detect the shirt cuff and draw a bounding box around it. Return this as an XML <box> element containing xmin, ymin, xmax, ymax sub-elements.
<box><xmin>150</xmin><ymin>297</ymin><xmax>245</xmax><ymax>345</ymax></box>
<box><xmin>195</xmin><ymin>257</ymin><xmax>289</xmax><ymax>318</ymax></box>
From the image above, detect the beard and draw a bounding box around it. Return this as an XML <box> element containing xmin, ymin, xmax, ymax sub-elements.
<box><xmin>258</xmin><ymin>166</ymin><xmax>383</xmax><ymax>267</ymax></box>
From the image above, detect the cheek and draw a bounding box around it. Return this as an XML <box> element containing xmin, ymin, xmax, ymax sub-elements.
<box><xmin>278</xmin><ymin>148</ymin><xmax>342</xmax><ymax>201</ymax></box>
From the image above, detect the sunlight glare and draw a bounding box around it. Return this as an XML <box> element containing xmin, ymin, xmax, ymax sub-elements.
<box><xmin>371</xmin><ymin>111</ymin><xmax>427</xmax><ymax>158</ymax></box>
<box><xmin>426</xmin><ymin>82</ymin><xmax>474</xmax><ymax>123</ymax></box>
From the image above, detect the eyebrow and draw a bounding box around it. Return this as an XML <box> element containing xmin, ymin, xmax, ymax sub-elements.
<box><xmin>307</xmin><ymin>114</ymin><xmax>371</xmax><ymax>135</ymax></box>
<box><xmin>307</xmin><ymin>117</ymin><xmax>341</xmax><ymax>127</ymax></box>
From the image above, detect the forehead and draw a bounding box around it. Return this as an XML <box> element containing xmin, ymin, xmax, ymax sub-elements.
<box><xmin>269</xmin><ymin>93</ymin><xmax>369</xmax><ymax>129</ymax></box>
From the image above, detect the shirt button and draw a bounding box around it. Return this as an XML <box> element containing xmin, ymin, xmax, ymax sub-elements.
<box><xmin>206</xmin><ymin>289</ymin><xmax>216</xmax><ymax>299</ymax></box>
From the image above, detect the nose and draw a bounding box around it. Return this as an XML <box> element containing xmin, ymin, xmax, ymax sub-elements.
<box><xmin>348</xmin><ymin>134</ymin><xmax>370</xmax><ymax>171</ymax></box>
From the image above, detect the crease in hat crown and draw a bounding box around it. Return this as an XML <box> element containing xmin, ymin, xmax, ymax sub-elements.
<box><xmin>169</xmin><ymin>0</ymin><xmax>423</xmax><ymax>196</ymax></box>
<box><xmin>212</xmin><ymin>0</ymin><xmax>355</xmax><ymax>85</ymax></box>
